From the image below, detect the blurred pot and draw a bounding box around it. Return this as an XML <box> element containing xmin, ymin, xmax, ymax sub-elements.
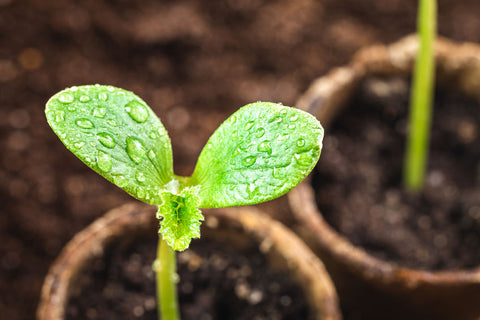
<box><xmin>289</xmin><ymin>35</ymin><xmax>480</xmax><ymax>320</ymax></box>
<box><xmin>37</xmin><ymin>202</ymin><xmax>341</xmax><ymax>320</ymax></box>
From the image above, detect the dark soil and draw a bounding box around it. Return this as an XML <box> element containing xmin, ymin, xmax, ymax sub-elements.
<box><xmin>313</xmin><ymin>76</ymin><xmax>480</xmax><ymax>270</ymax></box>
<box><xmin>4</xmin><ymin>0</ymin><xmax>480</xmax><ymax>319</ymax></box>
<box><xmin>66</xmin><ymin>233</ymin><xmax>310</xmax><ymax>320</ymax></box>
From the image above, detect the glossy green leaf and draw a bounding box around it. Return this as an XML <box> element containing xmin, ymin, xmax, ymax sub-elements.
<box><xmin>190</xmin><ymin>102</ymin><xmax>324</xmax><ymax>208</ymax></box>
<box><xmin>45</xmin><ymin>85</ymin><xmax>174</xmax><ymax>204</ymax></box>
<box><xmin>157</xmin><ymin>186</ymin><xmax>204</xmax><ymax>251</ymax></box>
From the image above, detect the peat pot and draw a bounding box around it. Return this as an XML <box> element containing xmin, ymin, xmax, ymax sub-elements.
<box><xmin>289</xmin><ymin>35</ymin><xmax>480</xmax><ymax>320</ymax></box>
<box><xmin>37</xmin><ymin>202</ymin><xmax>341</xmax><ymax>320</ymax></box>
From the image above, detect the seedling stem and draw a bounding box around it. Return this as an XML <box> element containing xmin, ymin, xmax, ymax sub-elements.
<box><xmin>156</xmin><ymin>237</ymin><xmax>179</xmax><ymax>320</ymax></box>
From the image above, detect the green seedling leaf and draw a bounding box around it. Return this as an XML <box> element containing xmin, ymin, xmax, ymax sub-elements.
<box><xmin>190</xmin><ymin>102</ymin><xmax>324</xmax><ymax>208</ymax></box>
<box><xmin>157</xmin><ymin>186</ymin><xmax>203</xmax><ymax>251</ymax></box>
<box><xmin>45</xmin><ymin>85</ymin><xmax>174</xmax><ymax>204</ymax></box>
<box><xmin>46</xmin><ymin>87</ymin><xmax>323</xmax><ymax>252</ymax></box>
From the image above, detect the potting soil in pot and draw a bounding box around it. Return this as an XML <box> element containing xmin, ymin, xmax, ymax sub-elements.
<box><xmin>312</xmin><ymin>76</ymin><xmax>480</xmax><ymax>271</ymax></box>
<box><xmin>66</xmin><ymin>232</ymin><xmax>311</xmax><ymax>320</ymax></box>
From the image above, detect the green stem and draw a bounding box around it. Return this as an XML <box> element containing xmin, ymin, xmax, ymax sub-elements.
<box><xmin>404</xmin><ymin>0</ymin><xmax>437</xmax><ymax>191</ymax></box>
<box><xmin>155</xmin><ymin>236</ymin><xmax>180</xmax><ymax>320</ymax></box>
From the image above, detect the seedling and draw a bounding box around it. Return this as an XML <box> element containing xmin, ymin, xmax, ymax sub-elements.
<box><xmin>404</xmin><ymin>0</ymin><xmax>437</xmax><ymax>191</ymax></box>
<box><xmin>45</xmin><ymin>85</ymin><xmax>323</xmax><ymax>320</ymax></box>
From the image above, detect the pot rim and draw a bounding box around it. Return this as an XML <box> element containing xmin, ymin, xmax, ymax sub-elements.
<box><xmin>37</xmin><ymin>202</ymin><xmax>341</xmax><ymax>320</ymax></box>
<box><xmin>289</xmin><ymin>34</ymin><xmax>480</xmax><ymax>290</ymax></box>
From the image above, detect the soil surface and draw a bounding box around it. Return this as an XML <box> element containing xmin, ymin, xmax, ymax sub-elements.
<box><xmin>66</xmin><ymin>233</ymin><xmax>310</xmax><ymax>320</ymax></box>
<box><xmin>313</xmin><ymin>76</ymin><xmax>480</xmax><ymax>270</ymax></box>
<box><xmin>3</xmin><ymin>0</ymin><xmax>480</xmax><ymax>319</ymax></box>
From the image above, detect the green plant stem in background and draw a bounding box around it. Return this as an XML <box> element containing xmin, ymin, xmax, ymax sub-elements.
<box><xmin>404</xmin><ymin>0</ymin><xmax>437</xmax><ymax>191</ymax></box>
<box><xmin>156</xmin><ymin>236</ymin><xmax>179</xmax><ymax>320</ymax></box>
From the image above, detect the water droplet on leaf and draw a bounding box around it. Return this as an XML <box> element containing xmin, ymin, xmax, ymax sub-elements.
<box><xmin>255</xmin><ymin>127</ymin><xmax>265</xmax><ymax>138</ymax></box>
<box><xmin>136</xmin><ymin>171</ymin><xmax>146</xmax><ymax>183</ymax></box>
<box><xmin>148</xmin><ymin>150</ymin><xmax>156</xmax><ymax>161</ymax></box>
<box><xmin>296</xmin><ymin>138</ymin><xmax>306</xmax><ymax>147</ymax></box>
<box><xmin>75</xmin><ymin>118</ymin><xmax>94</xmax><ymax>129</ymax></box>
<box><xmin>257</xmin><ymin>141</ymin><xmax>272</xmax><ymax>155</ymax></box>
<box><xmin>55</xmin><ymin>111</ymin><xmax>65</xmax><ymax>122</ymax></box>
<box><xmin>126</xmin><ymin>136</ymin><xmax>146</xmax><ymax>164</ymax></box>
<box><xmin>97</xmin><ymin>151</ymin><xmax>112</xmax><ymax>172</ymax></box>
<box><xmin>136</xmin><ymin>186</ymin><xmax>146</xmax><ymax>198</ymax></box>
<box><xmin>242</xmin><ymin>156</ymin><xmax>256</xmax><ymax>167</ymax></box>
<box><xmin>79</xmin><ymin>95</ymin><xmax>90</xmax><ymax>103</ymax></box>
<box><xmin>113</xmin><ymin>175</ymin><xmax>127</xmax><ymax>187</ymax></box>
<box><xmin>58</xmin><ymin>93</ymin><xmax>74</xmax><ymax>103</ymax></box>
<box><xmin>238</xmin><ymin>142</ymin><xmax>249</xmax><ymax>152</ymax></box>
<box><xmin>73</xmin><ymin>141</ymin><xmax>85</xmax><ymax>149</ymax></box>
<box><xmin>106</xmin><ymin>119</ymin><xmax>118</xmax><ymax>127</ymax></box>
<box><xmin>245</xmin><ymin>121</ymin><xmax>254</xmax><ymax>131</ymax></box>
<box><xmin>273</xmin><ymin>167</ymin><xmax>281</xmax><ymax>179</ymax></box>
<box><xmin>294</xmin><ymin>152</ymin><xmax>311</xmax><ymax>167</ymax></box>
<box><xmin>93</xmin><ymin>107</ymin><xmax>106</xmax><ymax>118</ymax></box>
<box><xmin>98</xmin><ymin>92</ymin><xmax>108</xmax><ymax>101</ymax></box>
<box><xmin>125</xmin><ymin>100</ymin><xmax>149</xmax><ymax>123</ymax></box>
<box><xmin>97</xmin><ymin>132</ymin><xmax>116</xmax><ymax>148</ymax></box>
<box><xmin>149</xmin><ymin>131</ymin><xmax>157</xmax><ymax>139</ymax></box>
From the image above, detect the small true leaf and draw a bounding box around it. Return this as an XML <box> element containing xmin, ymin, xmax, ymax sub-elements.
<box><xmin>190</xmin><ymin>102</ymin><xmax>324</xmax><ymax>208</ymax></box>
<box><xmin>45</xmin><ymin>85</ymin><xmax>174</xmax><ymax>204</ymax></box>
<box><xmin>157</xmin><ymin>187</ymin><xmax>204</xmax><ymax>251</ymax></box>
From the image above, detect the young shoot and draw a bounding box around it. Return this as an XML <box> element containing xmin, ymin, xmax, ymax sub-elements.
<box><xmin>45</xmin><ymin>85</ymin><xmax>324</xmax><ymax>320</ymax></box>
<box><xmin>404</xmin><ymin>0</ymin><xmax>437</xmax><ymax>191</ymax></box>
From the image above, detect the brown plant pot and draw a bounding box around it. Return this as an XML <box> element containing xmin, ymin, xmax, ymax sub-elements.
<box><xmin>37</xmin><ymin>202</ymin><xmax>341</xmax><ymax>320</ymax></box>
<box><xmin>289</xmin><ymin>35</ymin><xmax>480</xmax><ymax>320</ymax></box>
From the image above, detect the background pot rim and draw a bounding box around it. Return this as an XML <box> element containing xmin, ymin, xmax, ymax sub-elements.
<box><xmin>289</xmin><ymin>34</ymin><xmax>480</xmax><ymax>289</ymax></box>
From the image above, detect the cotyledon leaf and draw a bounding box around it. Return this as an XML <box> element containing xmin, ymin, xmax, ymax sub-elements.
<box><xmin>45</xmin><ymin>85</ymin><xmax>174</xmax><ymax>204</ymax></box>
<box><xmin>190</xmin><ymin>102</ymin><xmax>324</xmax><ymax>208</ymax></box>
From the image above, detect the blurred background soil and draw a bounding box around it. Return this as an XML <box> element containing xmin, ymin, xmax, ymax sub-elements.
<box><xmin>1</xmin><ymin>0</ymin><xmax>480</xmax><ymax>319</ymax></box>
